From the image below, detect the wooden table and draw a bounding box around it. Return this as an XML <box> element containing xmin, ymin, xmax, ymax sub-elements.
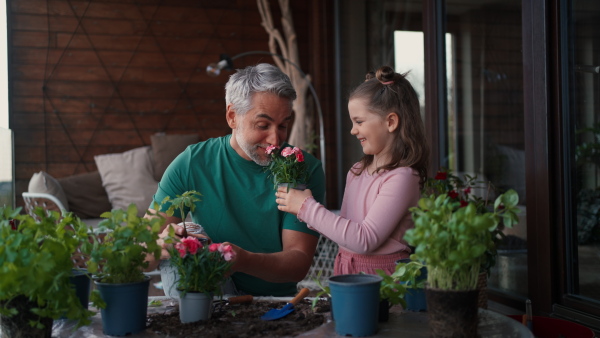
<box><xmin>48</xmin><ymin>297</ymin><xmax>533</xmax><ymax>337</ymax></box>
<box><xmin>304</xmin><ymin>307</ymin><xmax>534</xmax><ymax>337</ymax></box>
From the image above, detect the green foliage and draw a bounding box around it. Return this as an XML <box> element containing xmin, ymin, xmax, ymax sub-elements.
<box><xmin>87</xmin><ymin>204</ymin><xmax>163</xmax><ymax>286</ymax></box>
<box><xmin>404</xmin><ymin>190</ymin><xmax>520</xmax><ymax>291</ymax></box>
<box><xmin>310</xmin><ymin>270</ymin><xmax>331</xmax><ymax>310</ymax></box>
<box><xmin>575</xmin><ymin>122</ymin><xmax>600</xmax><ymax>167</ymax></box>
<box><xmin>376</xmin><ymin>260</ymin><xmax>425</xmax><ymax>308</ymax></box>
<box><xmin>161</xmin><ymin>190</ymin><xmax>202</xmax><ymax>224</ymax></box>
<box><xmin>0</xmin><ymin>206</ymin><xmax>95</xmax><ymax>328</ymax></box>
<box><xmin>264</xmin><ymin>145</ymin><xmax>309</xmax><ymax>190</ymax></box>
<box><xmin>422</xmin><ymin>168</ymin><xmax>521</xmax><ymax>275</ymax></box>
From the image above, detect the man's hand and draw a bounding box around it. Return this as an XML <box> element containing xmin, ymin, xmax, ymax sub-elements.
<box><xmin>224</xmin><ymin>230</ymin><xmax>318</xmax><ymax>283</ymax></box>
<box><xmin>158</xmin><ymin>223</ymin><xmax>212</xmax><ymax>260</ymax></box>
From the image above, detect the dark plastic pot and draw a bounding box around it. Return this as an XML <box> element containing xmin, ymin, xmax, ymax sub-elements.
<box><xmin>426</xmin><ymin>287</ymin><xmax>479</xmax><ymax>338</ymax></box>
<box><xmin>378</xmin><ymin>299</ymin><xmax>390</xmax><ymax>322</ymax></box>
<box><xmin>397</xmin><ymin>258</ymin><xmax>428</xmax><ymax>311</ymax></box>
<box><xmin>95</xmin><ymin>276</ymin><xmax>150</xmax><ymax>336</ymax></box>
<box><xmin>0</xmin><ymin>295</ymin><xmax>53</xmax><ymax>338</ymax></box>
<box><xmin>329</xmin><ymin>274</ymin><xmax>382</xmax><ymax>337</ymax></box>
<box><xmin>70</xmin><ymin>269</ymin><xmax>91</xmax><ymax>310</ymax></box>
<box><xmin>59</xmin><ymin>269</ymin><xmax>91</xmax><ymax>320</ymax></box>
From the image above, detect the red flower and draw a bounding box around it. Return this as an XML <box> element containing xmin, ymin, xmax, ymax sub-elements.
<box><xmin>175</xmin><ymin>237</ymin><xmax>202</xmax><ymax>257</ymax></box>
<box><xmin>295</xmin><ymin>150</ymin><xmax>304</xmax><ymax>162</ymax></box>
<box><xmin>9</xmin><ymin>219</ymin><xmax>17</xmax><ymax>230</ymax></box>
<box><xmin>435</xmin><ymin>172</ymin><xmax>447</xmax><ymax>180</ymax></box>
<box><xmin>448</xmin><ymin>190</ymin><xmax>459</xmax><ymax>199</ymax></box>
<box><xmin>209</xmin><ymin>243</ymin><xmax>220</xmax><ymax>252</ymax></box>
<box><xmin>463</xmin><ymin>187</ymin><xmax>471</xmax><ymax>194</ymax></box>
<box><xmin>460</xmin><ymin>200</ymin><xmax>469</xmax><ymax>208</ymax></box>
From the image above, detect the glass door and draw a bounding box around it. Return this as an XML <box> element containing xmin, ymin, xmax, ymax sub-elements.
<box><xmin>444</xmin><ymin>0</ymin><xmax>527</xmax><ymax>298</ymax></box>
<box><xmin>566</xmin><ymin>0</ymin><xmax>600</xmax><ymax>304</ymax></box>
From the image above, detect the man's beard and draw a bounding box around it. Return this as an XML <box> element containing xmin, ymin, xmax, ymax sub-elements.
<box><xmin>235</xmin><ymin>125</ymin><xmax>271</xmax><ymax>166</ymax></box>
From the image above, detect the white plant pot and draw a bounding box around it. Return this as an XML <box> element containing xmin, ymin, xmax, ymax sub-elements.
<box><xmin>159</xmin><ymin>260</ymin><xmax>180</xmax><ymax>299</ymax></box>
<box><xmin>178</xmin><ymin>291</ymin><xmax>212</xmax><ymax>323</ymax></box>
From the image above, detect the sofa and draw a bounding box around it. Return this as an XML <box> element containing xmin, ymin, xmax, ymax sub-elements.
<box><xmin>23</xmin><ymin>133</ymin><xmax>200</xmax><ymax>228</ymax></box>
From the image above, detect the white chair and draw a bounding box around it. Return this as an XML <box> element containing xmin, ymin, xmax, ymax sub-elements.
<box><xmin>298</xmin><ymin>235</ymin><xmax>339</xmax><ymax>291</ymax></box>
<box><xmin>22</xmin><ymin>192</ymin><xmax>68</xmax><ymax>218</ymax></box>
<box><xmin>22</xmin><ymin>192</ymin><xmax>94</xmax><ymax>268</ymax></box>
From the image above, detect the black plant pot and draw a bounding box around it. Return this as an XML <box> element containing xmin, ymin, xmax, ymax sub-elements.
<box><xmin>0</xmin><ymin>295</ymin><xmax>53</xmax><ymax>338</ymax></box>
<box><xmin>378</xmin><ymin>299</ymin><xmax>390</xmax><ymax>322</ymax></box>
<box><xmin>425</xmin><ymin>288</ymin><xmax>479</xmax><ymax>338</ymax></box>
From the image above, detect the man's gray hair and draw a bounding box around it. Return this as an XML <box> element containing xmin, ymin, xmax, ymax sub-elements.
<box><xmin>225</xmin><ymin>63</ymin><xmax>297</xmax><ymax>115</ymax></box>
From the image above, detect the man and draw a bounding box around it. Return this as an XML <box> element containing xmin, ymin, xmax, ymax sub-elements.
<box><xmin>145</xmin><ymin>63</ymin><xmax>325</xmax><ymax>296</ymax></box>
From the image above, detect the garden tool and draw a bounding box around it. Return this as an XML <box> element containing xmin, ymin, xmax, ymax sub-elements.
<box><xmin>261</xmin><ymin>288</ymin><xmax>310</xmax><ymax>321</ymax></box>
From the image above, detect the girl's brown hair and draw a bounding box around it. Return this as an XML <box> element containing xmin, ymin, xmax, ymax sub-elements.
<box><xmin>349</xmin><ymin>65</ymin><xmax>429</xmax><ymax>187</ymax></box>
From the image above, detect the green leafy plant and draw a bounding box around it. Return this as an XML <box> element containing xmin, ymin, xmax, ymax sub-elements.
<box><xmin>574</xmin><ymin>124</ymin><xmax>600</xmax><ymax>244</ymax></box>
<box><xmin>404</xmin><ymin>190</ymin><xmax>520</xmax><ymax>291</ymax></box>
<box><xmin>310</xmin><ymin>270</ymin><xmax>331</xmax><ymax>310</ymax></box>
<box><xmin>376</xmin><ymin>260</ymin><xmax>425</xmax><ymax>308</ymax></box>
<box><xmin>164</xmin><ymin>236</ymin><xmax>234</xmax><ymax>297</ymax></box>
<box><xmin>423</xmin><ymin>168</ymin><xmax>512</xmax><ymax>275</ymax></box>
<box><xmin>87</xmin><ymin>204</ymin><xmax>163</xmax><ymax>308</ymax></box>
<box><xmin>0</xmin><ymin>206</ymin><xmax>95</xmax><ymax>328</ymax></box>
<box><xmin>161</xmin><ymin>190</ymin><xmax>202</xmax><ymax>233</ymax></box>
<box><xmin>264</xmin><ymin>145</ymin><xmax>308</xmax><ymax>190</ymax></box>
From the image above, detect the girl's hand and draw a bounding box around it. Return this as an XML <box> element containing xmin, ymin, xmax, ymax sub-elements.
<box><xmin>275</xmin><ymin>187</ymin><xmax>313</xmax><ymax>215</ymax></box>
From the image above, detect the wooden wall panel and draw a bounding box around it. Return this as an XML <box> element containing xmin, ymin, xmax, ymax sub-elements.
<box><xmin>9</xmin><ymin>0</ymin><xmax>340</xmax><ymax>208</ymax></box>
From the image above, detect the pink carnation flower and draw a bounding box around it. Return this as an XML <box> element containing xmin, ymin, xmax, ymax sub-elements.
<box><xmin>295</xmin><ymin>150</ymin><xmax>304</xmax><ymax>162</ymax></box>
<box><xmin>175</xmin><ymin>242</ymin><xmax>187</xmax><ymax>258</ymax></box>
<box><xmin>265</xmin><ymin>145</ymin><xmax>279</xmax><ymax>155</ymax></box>
<box><xmin>219</xmin><ymin>244</ymin><xmax>235</xmax><ymax>261</ymax></box>
<box><xmin>209</xmin><ymin>243</ymin><xmax>220</xmax><ymax>252</ymax></box>
<box><xmin>281</xmin><ymin>147</ymin><xmax>294</xmax><ymax>157</ymax></box>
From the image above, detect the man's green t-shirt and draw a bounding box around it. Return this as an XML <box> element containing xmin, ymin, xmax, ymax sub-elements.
<box><xmin>153</xmin><ymin>134</ymin><xmax>325</xmax><ymax>296</ymax></box>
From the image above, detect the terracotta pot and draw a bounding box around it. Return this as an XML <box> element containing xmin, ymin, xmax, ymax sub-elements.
<box><xmin>425</xmin><ymin>287</ymin><xmax>479</xmax><ymax>338</ymax></box>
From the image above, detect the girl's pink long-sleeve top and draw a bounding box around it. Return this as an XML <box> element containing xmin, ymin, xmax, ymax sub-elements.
<box><xmin>297</xmin><ymin>165</ymin><xmax>421</xmax><ymax>255</ymax></box>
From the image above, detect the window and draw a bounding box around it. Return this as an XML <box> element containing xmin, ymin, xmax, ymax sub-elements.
<box><xmin>0</xmin><ymin>0</ymin><xmax>13</xmax><ymax>208</ymax></box>
<box><xmin>565</xmin><ymin>0</ymin><xmax>600</xmax><ymax>304</ymax></box>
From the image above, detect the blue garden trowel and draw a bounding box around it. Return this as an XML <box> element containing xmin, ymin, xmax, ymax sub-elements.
<box><xmin>260</xmin><ymin>288</ymin><xmax>310</xmax><ymax>321</ymax></box>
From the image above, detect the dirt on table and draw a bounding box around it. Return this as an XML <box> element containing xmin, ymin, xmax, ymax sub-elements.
<box><xmin>147</xmin><ymin>298</ymin><xmax>331</xmax><ymax>337</ymax></box>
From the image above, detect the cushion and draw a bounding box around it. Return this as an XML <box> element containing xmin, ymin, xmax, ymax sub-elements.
<box><xmin>151</xmin><ymin>133</ymin><xmax>199</xmax><ymax>181</ymax></box>
<box><xmin>94</xmin><ymin>146</ymin><xmax>158</xmax><ymax>217</ymax></box>
<box><xmin>58</xmin><ymin>171</ymin><xmax>112</xmax><ymax>219</ymax></box>
<box><xmin>28</xmin><ymin>171</ymin><xmax>69</xmax><ymax>210</ymax></box>
<box><xmin>496</xmin><ymin>145</ymin><xmax>526</xmax><ymax>204</ymax></box>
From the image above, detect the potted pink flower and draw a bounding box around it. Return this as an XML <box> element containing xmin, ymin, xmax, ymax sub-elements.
<box><xmin>165</xmin><ymin>235</ymin><xmax>235</xmax><ymax>323</ymax></box>
<box><xmin>264</xmin><ymin>145</ymin><xmax>308</xmax><ymax>190</ymax></box>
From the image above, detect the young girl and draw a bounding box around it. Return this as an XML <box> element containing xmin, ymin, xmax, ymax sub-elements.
<box><xmin>275</xmin><ymin>65</ymin><xmax>429</xmax><ymax>275</ymax></box>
